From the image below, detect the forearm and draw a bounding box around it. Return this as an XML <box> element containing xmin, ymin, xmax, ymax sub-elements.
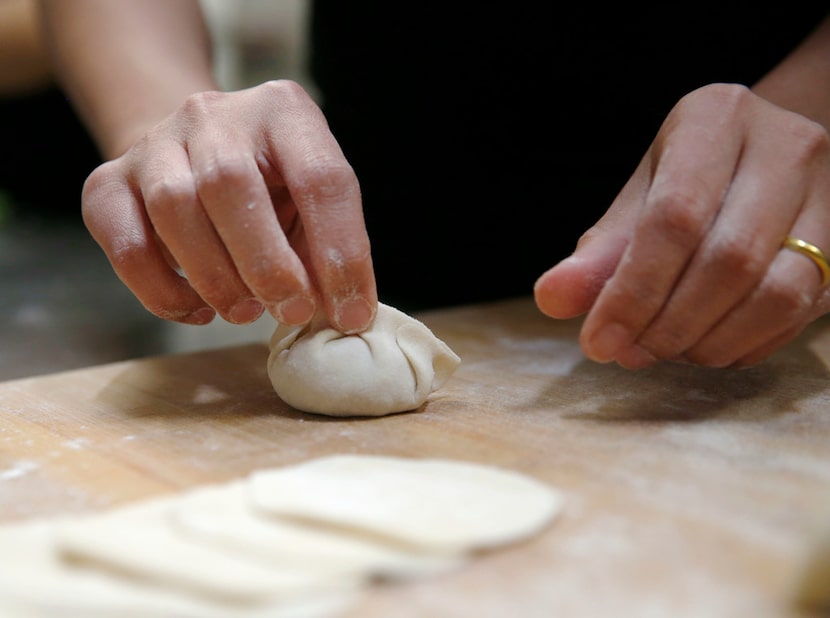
<box><xmin>753</xmin><ymin>14</ymin><xmax>830</xmax><ymax>129</ymax></box>
<box><xmin>0</xmin><ymin>0</ymin><xmax>51</xmax><ymax>94</ymax></box>
<box><xmin>39</xmin><ymin>0</ymin><xmax>216</xmax><ymax>158</ymax></box>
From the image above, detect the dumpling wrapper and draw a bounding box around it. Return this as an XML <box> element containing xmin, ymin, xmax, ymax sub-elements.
<box><xmin>248</xmin><ymin>454</ymin><xmax>563</xmax><ymax>554</ymax></box>
<box><xmin>53</xmin><ymin>496</ymin><xmax>360</xmax><ymax>605</ymax></box>
<box><xmin>267</xmin><ymin>303</ymin><xmax>461</xmax><ymax>416</ymax></box>
<box><xmin>0</xmin><ymin>520</ymin><xmax>357</xmax><ymax>618</ymax></box>
<box><xmin>170</xmin><ymin>483</ymin><xmax>463</xmax><ymax>580</ymax></box>
<box><xmin>0</xmin><ymin>456</ymin><xmax>563</xmax><ymax>618</ymax></box>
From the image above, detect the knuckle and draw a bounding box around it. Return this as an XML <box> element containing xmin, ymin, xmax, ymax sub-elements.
<box><xmin>293</xmin><ymin>155</ymin><xmax>359</xmax><ymax>205</ymax></box>
<box><xmin>606</xmin><ymin>276</ymin><xmax>661</xmax><ymax>317</ymax></box>
<box><xmin>678</xmin><ymin>83</ymin><xmax>749</xmax><ymax>117</ymax></box>
<box><xmin>180</xmin><ymin>90</ymin><xmax>226</xmax><ymax>118</ymax></box>
<box><xmin>143</xmin><ymin>176</ymin><xmax>198</xmax><ymax>212</ymax></box>
<box><xmin>180</xmin><ymin>272</ymin><xmax>239</xmax><ymax>315</ymax></box>
<box><xmin>186</xmin><ymin>268</ymin><xmax>226</xmax><ymax>295</ymax></box>
<box><xmin>760</xmin><ymin>278</ymin><xmax>813</xmax><ymax>320</ymax></box>
<box><xmin>108</xmin><ymin>233</ymin><xmax>153</xmax><ymax>275</ymax></box>
<box><xmin>260</xmin><ymin>78</ymin><xmax>308</xmax><ymax>104</ymax></box>
<box><xmin>194</xmin><ymin>154</ymin><xmax>254</xmax><ymax>195</ymax></box>
<box><xmin>646</xmin><ymin>188</ymin><xmax>710</xmax><ymax>243</ymax></box>
<box><xmin>81</xmin><ymin>162</ymin><xmax>122</xmax><ymax>221</ymax></box>
<box><xmin>82</xmin><ymin>160</ymin><xmax>118</xmax><ymax>196</ymax></box>
<box><xmin>706</xmin><ymin>233</ymin><xmax>767</xmax><ymax>281</ymax></box>
<box><xmin>785</xmin><ymin>119</ymin><xmax>830</xmax><ymax>166</ymax></box>
<box><xmin>707</xmin><ymin>82</ymin><xmax>752</xmax><ymax>110</ymax></box>
<box><xmin>242</xmin><ymin>263</ymin><xmax>298</xmax><ymax>304</ymax></box>
<box><xmin>699</xmin><ymin>82</ymin><xmax>750</xmax><ymax>108</ymax></box>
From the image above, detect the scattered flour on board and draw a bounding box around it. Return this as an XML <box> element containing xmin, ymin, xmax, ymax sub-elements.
<box><xmin>464</xmin><ymin>337</ymin><xmax>585</xmax><ymax>376</ymax></box>
<box><xmin>63</xmin><ymin>438</ymin><xmax>90</xmax><ymax>450</ymax></box>
<box><xmin>0</xmin><ymin>460</ymin><xmax>38</xmax><ymax>481</ymax></box>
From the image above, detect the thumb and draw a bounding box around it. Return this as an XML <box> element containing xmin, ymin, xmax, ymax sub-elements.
<box><xmin>536</xmin><ymin>154</ymin><xmax>652</xmax><ymax>319</ymax></box>
<box><xmin>534</xmin><ymin>228</ymin><xmax>630</xmax><ymax>319</ymax></box>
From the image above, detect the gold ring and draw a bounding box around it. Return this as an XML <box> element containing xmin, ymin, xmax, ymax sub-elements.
<box><xmin>782</xmin><ymin>235</ymin><xmax>830</xmax><ymax>287</ymax></box>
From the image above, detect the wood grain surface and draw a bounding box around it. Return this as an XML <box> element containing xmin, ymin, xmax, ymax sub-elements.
<box><xmin>2</xmin><ymin>296</ymin><xmax>829</xmax><ymax>617</ymax></box>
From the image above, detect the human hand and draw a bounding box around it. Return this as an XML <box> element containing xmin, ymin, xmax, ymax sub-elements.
<box><xmin>81</xmin><ymin>80</ymin><xmax>377</xmax><ymax>333</ymax></box>
<box><xmin>534</xmin><ymin>83</ymin><xmax>830</xmax><ymax>368</ymax></box>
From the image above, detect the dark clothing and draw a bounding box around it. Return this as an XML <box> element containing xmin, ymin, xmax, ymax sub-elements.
<box><xmin>310</xmin><ymin>4</ymin><xmax>828</xmax><ymax>311</ymax></box>
<box><xmin>0</xmin><ymin>87</ymin><xmax>101</xmax><ymax>221</ymax></box>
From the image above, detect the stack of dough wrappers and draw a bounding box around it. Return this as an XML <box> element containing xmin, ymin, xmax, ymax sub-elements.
<box><xmin>0</xmin><ymin>454</ymin><xmax>563</xmax><ymax>617</ymax></box>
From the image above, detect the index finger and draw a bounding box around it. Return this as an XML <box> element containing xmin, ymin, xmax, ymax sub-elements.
<box><xmin>260</xmin><ymin>81</ymin><xmax>377</xmax><ymax>333</ymax></box>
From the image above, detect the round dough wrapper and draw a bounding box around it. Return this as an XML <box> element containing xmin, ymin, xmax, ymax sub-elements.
<box><xmin>0</xmin><ymin>519</ymin><xmax>358</xmax><ymax>618</ymax></box>
<box><xmin>267</xmin><ymin>303</ymin><xmax>461</xmax><ymax>416</ymax></box>
<box><xmin>170</xmin><ymin>483</ymin><xmax>463</xmax><ymax>580</ymax></box>
<box><xmin>248</xmin><ymin>454</ymin><xmax>563</xmax><ymax>554</ymax></box>
<box><xmin>53</xmin><ymin>497</ymin><xmax>357</xmax><ymax>604</ymax></box>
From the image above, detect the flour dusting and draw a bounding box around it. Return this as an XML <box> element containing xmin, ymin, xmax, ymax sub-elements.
<box><xmin>0</xmin><ymin>460</ymin><xmax>38</xmax><ymax>481</ymax></box>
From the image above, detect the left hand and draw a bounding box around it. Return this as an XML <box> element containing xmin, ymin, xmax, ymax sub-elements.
<box><xmin>534</xmin><ymin>83</ymin><xmax>830</xmax><ymax>368</ymax></box>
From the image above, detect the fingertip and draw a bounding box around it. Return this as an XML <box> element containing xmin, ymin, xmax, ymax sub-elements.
<box><xmin>334</xmin><ymin>296</ymin><xmax>375</xmax><ymax>334</ymax></box>
<box><xmin>533</xmin><ymin>257</ymin><xmax>593</xmax><ymax>319</ymax></box>
<box><xmin>183</xmin><ymin>307</ymin><xmax>216</xmax><ymax>325</ymax></box>
<box><xmin>271</xmin><ymin>296</ymin><xmax>317</xmax><ymax>326</ymax></box>
<box><xmin>228</xmin><ymin>298</ymin><xmax>265</xmax><ymax>324</ymax></box>
<box><xmin>533</xmin><ymin>269</ymin><xmax>560</xmax><ymax>317</ymax></box>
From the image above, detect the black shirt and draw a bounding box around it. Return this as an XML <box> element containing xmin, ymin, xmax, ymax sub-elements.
<box><xmin>0</xmin><ymin>87</ymin><xmax>101</xmax><ymax>220</ymax></box>
<box><xmin>310</xmin><ymin>3</ymin><xmax>828</xmax><ymax>311</ymax></box>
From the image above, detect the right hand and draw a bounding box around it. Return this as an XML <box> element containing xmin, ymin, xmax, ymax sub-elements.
<box><xmin>81</xmin><ymin>80</ymin><xmax>377</xmax><ymax>333</ymax></box>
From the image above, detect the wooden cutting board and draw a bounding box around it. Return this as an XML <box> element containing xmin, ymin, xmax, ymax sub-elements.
<box><xmin>1</xmin><ymin>296</ymin><xmax>829</xmax><ymax>617</ymax></box>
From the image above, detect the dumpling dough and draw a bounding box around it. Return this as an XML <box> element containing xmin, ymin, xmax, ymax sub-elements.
<box><xmin>0</xmin><ymin>455</ymin><xmax>562</xmax><ymax>618</ymax></box>
<box><xmin>54</xmin><ymin>495</ymin><xmax>356</xmax><ymax>604</ymax></box>
<box><xmin>249</xmin><ymin>454</ymin><xmax>563</xmax><ymax>554</ymax></box>
<box><xmin>267</xmin><ymin>303</ymin><xmax>461</xmax><ymax>416</ymax></box>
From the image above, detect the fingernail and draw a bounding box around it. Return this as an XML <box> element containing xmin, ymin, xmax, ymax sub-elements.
<box><xmin>585</xmin><ymin>322</ymin><xmax>631</xmax><ymax>362</ymax></box>
<box><xmin>229</xmin><ymin>298</ymin><xmax>264</xmax><ymax>324</ymax></box>
<box><xmin>274</xmin><ymin>296</ymin><xmax>316</xmax><ymax>325</ymax></box>
<box><xmin>186</xmin><ymin>307</ymin><xmax>216</xmax><ymax>325</ymax></box>
<box><xmin>336</xmin><ymin>296</ymin><xmax>374</xmax><ymax>333</ymax></box>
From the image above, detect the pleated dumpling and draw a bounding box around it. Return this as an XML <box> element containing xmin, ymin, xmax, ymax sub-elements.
<box><xmin>267</xmin><ymin>303</ymin><xmax>461</xmax><ymax>417</ymax></box>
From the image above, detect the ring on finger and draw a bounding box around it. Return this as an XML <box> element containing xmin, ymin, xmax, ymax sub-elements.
<box><xmin>781</xmin><ymin>235</ymin><xmax>830</xmax><ymax>287</ymax></box>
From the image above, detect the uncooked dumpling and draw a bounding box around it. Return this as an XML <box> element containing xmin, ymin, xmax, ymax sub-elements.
<box><xmin>267</xmin><ymin>303</ymin><xmax>461</xmax><ymax>416</ymax></box>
